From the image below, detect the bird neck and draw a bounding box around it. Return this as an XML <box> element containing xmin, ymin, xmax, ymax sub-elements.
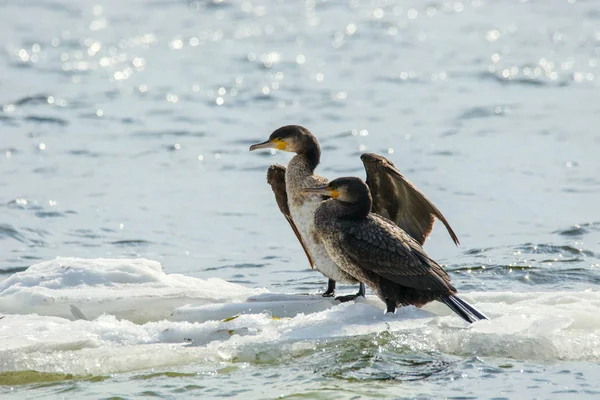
<box><xmin>294</xmin><ymin>134</ymin><xmax>320</xmax><ymax>172</ymax></box>
<box><xmin>344</xmin><ymin>199</ymin><xmax>371</xmax><ymax>220</ymax></box>
<box><xmin>288</xmin><ymin>148</ymin><xmax>320</xmax><ymax>178</ymax></box>
<box><xmin>301</xmin><ymin>145</ymin><xmax>320</xmax><ymax>172</ymax></box>
<box><xmin>319</xmin><ymin>198</ymin><xmax>371</xmax><ymax>221</ymax></box>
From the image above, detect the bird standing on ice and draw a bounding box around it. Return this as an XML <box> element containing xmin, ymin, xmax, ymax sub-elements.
<box><xmin>303</xmin><ymin>177</ymin><xmax>488</xmax><ymax>323</ymax></box>
<box><xmin>250</xmin><ymin>125</ymin><xmax>460</xmax><ymax>301</ymax></box>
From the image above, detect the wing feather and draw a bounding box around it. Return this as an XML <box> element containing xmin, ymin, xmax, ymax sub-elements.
<box><xmin>340</xmin><ymin>216</ymin><xmax>455</xmax><ymax>292</ymax></box>
<box><xmin>267</xmin><ymin>164</ymin><xmax>315</xmax><ymax>269</ymax></box>
<box><xmin>361</xmin><ymin>153</ymin><xmax>459</xmax><ymax>246</ymax></box>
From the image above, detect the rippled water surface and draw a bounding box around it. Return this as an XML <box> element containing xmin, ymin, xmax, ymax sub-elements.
<box><xmin>1</xmin><ymin>0</ymin><xmax>600</xmax><ymax>398</ymax></box>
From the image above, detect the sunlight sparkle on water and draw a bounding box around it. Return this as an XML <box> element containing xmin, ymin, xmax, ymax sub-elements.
<box><xmin>1</xmin><ymin>0</ymin><xmax>600</xmax><ymax>397</ymax></box>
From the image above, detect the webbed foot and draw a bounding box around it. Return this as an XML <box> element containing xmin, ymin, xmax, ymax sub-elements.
<box><xmin>335</xmin><ymin>293</ymin><xmax>360</xmax><ymax>302</ymax></box>
<box><xmin>335</xmin><ymin>283</ymin><xmax>366</xmax><ymax>303</ymax></box>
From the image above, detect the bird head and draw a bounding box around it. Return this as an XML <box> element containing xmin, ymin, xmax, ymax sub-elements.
<box><xmin>249</xmin><ymin>125</ymin><xmax>318</xmax><ymax>155</ymax></box>
<box><xmin>302</xmin><ymin>177</ymin><xmax>371</xmax><ymax>205</ymax></box>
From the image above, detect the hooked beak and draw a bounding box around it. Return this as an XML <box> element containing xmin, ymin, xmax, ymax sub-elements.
<box><xmin>249</xmin><ymin>138</ymin><xmax>287</xmax><ymax>151</ymax></box>
<box><xmin>302</xmin><ymin>185</ymin><xmax>339</xmax><ymax>198</ymax></box>
<box><xmin>249</xmin><ymin>140</ymin><xmax>274</xmax><ymax>151</ymax></box>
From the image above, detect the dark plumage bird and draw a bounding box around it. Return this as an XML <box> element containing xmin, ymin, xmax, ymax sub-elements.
<box><xmin>250</xmin><ymin>125</ymin><xmax>459</xmax><ymax>300</ymax></box>
<box><xmin>303</xmin><ymin>177</ymin><xmax>488</xmax><ymax>323</ymax></box>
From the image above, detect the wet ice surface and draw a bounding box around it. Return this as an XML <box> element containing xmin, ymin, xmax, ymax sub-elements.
<box><xmin>0</xmin><ymin>257</ymin><xmax>266</xmax><ymax>322</ymax></box>
<box><xmin>1</xmin><ymin>264</ymin><xmax>599</xmax><ymax>389</ymax></box>
<box><xmin>1</xmin><ymin>0</ymin><xmax>600</xmax><ymax>398</ymax></box>
<box><xmin>1</xmin><ymin>258</ymin><xmax>600</xmax><ymax>399</ymax></box>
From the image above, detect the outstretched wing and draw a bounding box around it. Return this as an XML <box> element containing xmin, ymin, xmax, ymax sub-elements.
<box><xmin>341</xmin><ymin>216</ymin><xmax>455</xmax><ymax>292</ymax></box>
<box><xmin>361</xmin><ymin>153</ymin><xmax>459</xmax><ymax>246</ymax></box>
<box><xmin>266</xmin><ymin>164</ymin><xmax>315</xmax><ymax>269</ymax></box>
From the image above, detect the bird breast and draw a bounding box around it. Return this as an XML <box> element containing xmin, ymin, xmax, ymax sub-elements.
<box><xmin>284</xmin><ymin>163</ymin><xmax>357</xmax><ymax>284</ymax></box>
<box><xmin>288</xmin><ymin>193</ymin><xmax>357</xmax><ymax>284</ymax></box>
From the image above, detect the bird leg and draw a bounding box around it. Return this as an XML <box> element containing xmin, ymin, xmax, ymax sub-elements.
<box><xmin>335</xmin><ymin>282</ymin><xmax>366</xmax><ymax>303</ymax></box>
<box><xmin>322</xmin><ymin>279</ymin><xmax>336</xmax><ymax>297</ymax></box>
<box><xmin>385</xmin><ymin>298</ymin><xmax>396</xmax><ymax>313</ymax></box>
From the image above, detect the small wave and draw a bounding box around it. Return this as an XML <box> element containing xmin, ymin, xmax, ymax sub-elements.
<box><xmin>251</xmin><ymin>93</ymin><xmax>277</xmax><ymax>103</ymax></box>
<box><xmin>24</xmin><ymin>115</ymin><xmax>69</xmax><ymax>126</ymax></box>
<box><xmin>68</xmin><ymin>229</ymin><xmax>104</xmax><ymax>240</ymax></box>
<box><xmin>464</xmin><ymin>248</ymin><xmax>489</xmax><ymax>255</ymax></box>
<box><xmin>110</xmin><ymin>240</ymin><xmax>152</xmax><ymax>247</ymax></box>
<box><xmin>66</xmin><ymin>149</ymin><xmax>103</xmax><ymax>158</ymax></box>
<box><xmin>218</xmin><ymin>212</ymin><xmax>252</xmax><ymax>217</ymax></box>
<box><xmin>132</xmin><ymin>130</ymin><xmax>206</xmax><ymax>139</ymax></box>
<box><xmin>480</xmin><ymin>71</ymin><xmax>550</xmax><ymax>87</ymax></box>
<box><xmin>34</xmin><ymin>211</ymin><xmax>67</xmax><ymax>218</ymax></box>
<box><xmin>456</xmin><ymin>106</ymin><xmax>513</xmax><ymax>120</ymax></box>
<box><xmin>0</xmin><ymin>266</ymin><xmax>29</xmax><ymax>275</ymax></box>
<box><xmin>205</xmin><ymin>263</ymin><xmax>266</xmax><ymax>271</ymax></box>
<box><xmin>0</xmin><ymin>371</ymin><xmax>85</xmax><ymax>386</ymax></box>
<box><xmin>517</xmin><ymin>243</ymin><xmax>594</xmax><ymax>257</ymax></box>
<box><xmin>313</xmin><ymin>336</ymin><xmax>455</xmax><ymax>382</ymax></box>
<box><xmin>554</xmin><ymin>222</ymin><xmax>600</xmax><ymax>237</ymax></box>
<box><xmin>185</xmin><ymin>0</ymin><xmax>235</xmax><ymax>10</ymax></box>
<box><xmin>375</xmin><ymin>75</ymin><xmax>424</xmax><ymax>86</ymax></box>
<box><xmin>0</xmin><ymin>225</ymin><xmax>48</xmax><ymax>247</ymax></box>
<box><xmin>0</xmin><ymin>224</ymin><xmax>27</xmax><ymax>243</ymax></box>
<box><xmin>33</xmin><ymin>167</ymin><xmax>59</xmax><ymax>174</ymax></box>
<box><xmin>451</xmin><ymin>264</ymin><xmax>600</xmax><ymax>286</ymax></box>
<box><xmin>11</xmin><ymin>95</ymin><xmax>51</xmax><ymax>106</ymax></box>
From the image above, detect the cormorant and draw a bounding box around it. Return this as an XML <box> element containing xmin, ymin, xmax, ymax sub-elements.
<box><xmin>304</xmin><ymin>177</ymin><xmax>488</xmax><ymax>323</ymax></box>
<box><xmin>250</xmin><ymin>125</ymin><xmax>459</xmax><ymax>301</ymax></box>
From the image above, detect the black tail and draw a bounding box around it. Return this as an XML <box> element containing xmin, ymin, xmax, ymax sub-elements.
<box><xmin>440</xmin><ymin>295</ymin><xmax>489</xmax><ymax>324</ymax></box>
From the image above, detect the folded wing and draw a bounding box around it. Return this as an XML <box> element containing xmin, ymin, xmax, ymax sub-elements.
<box><xmin>341</xmin><ymin>216</ymin><xmax>455</xmax><ymax>292</ymax></box>
<box><xmin>267</xmin><ymin>164</ymin><xmax>315</xmax><ymax>269</ymax></box>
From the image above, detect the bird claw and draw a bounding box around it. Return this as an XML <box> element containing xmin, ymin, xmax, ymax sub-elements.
<box><xmin>335</xmin><ymin>283</ymin><xmax>365</xmax><ymax>303</ymax></box>
<box><xmin>322</xmin><ymin>290</ymin><xmax>335</xmax><ymax>298</ymax></box>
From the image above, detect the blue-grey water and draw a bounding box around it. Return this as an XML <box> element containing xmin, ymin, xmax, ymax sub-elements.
<box><xmin>1</xmin><ymin>0</ymin><xmax>600</xmax><ymax>398</ymax></box>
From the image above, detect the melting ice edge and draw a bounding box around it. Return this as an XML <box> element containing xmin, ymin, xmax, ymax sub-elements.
<box><xmin>0</xmin><ymin>257</ymin><xmax>599</xmax><ymax>376</ymax></box>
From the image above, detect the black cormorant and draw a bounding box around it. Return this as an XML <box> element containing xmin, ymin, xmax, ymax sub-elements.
<box><xmin>303</xmin><ymin>177</ymin><xmax>487</xmax><ymax>323</ymax></box>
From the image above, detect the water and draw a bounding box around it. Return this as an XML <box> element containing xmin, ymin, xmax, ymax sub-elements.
<box><xmin>1</xmin><ymin>0</ymin><xmax>599</xmax><ymax>398</ymax></box>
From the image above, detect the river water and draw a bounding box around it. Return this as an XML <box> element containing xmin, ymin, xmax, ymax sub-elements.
<box><xmin>1</xmin><ymin>0</ymin><xmax>599</xmax><ymax>398</ymax></box>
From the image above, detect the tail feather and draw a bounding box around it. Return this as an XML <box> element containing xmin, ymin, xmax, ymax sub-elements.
<box><xmin>452</xmin><ymin>295</ymin><xmax>489</xmax><ymax>321</ymax></box>
<box><xmin>441</xmin><ymin>295</ymin><xmax>489</xmax><ymax>324</ymax></box>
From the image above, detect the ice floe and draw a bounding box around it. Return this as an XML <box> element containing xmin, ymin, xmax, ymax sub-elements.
<box><xmin>0</xmin><ymin>257</ymin><xmax>599</xmax><ymax>376</ymax></box>
<box><xmin>0</xmin><ymin>257</ymin><xmax>266</xmax><ymax>322</ymax></box>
